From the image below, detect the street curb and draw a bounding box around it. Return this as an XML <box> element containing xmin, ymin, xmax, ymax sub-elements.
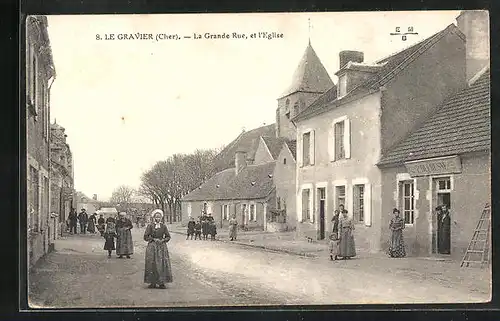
<box><xmin>170</xmin><ymin>229</ymin><xmax>321</xmax><ymax>258</ymax></box>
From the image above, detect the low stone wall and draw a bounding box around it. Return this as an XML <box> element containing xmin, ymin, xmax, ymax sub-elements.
<box><xmin>266</xmin><ymin>222</ymin><xmax>288</xmax><ymax>232</ymax></box>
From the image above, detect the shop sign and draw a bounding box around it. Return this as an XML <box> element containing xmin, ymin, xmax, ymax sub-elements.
<box><xmin>405</xmin><ymin>155</ymin><xmax>462</xmax><ymax>177</ymax></box>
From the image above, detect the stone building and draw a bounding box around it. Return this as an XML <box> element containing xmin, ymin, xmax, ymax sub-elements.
<box><xmin>293</xmin><ymin>22</ymin><xmax>467</xmax><ymax>251</ymax></box>
<box><xmin>182</xmin><ymin>42</ymin><xmax>331</xmax><ymax>231</ymax></box>
<box><xmin>50</xmin><ymin>121</ymin><xmax>74</xmax><ymax>237</ymax></box>
<box><xmin>26</xmin><ymin>15</ymin><xmax>56</xmax><ymax>267</ymax></box>
<box><xmin>377</xmin><ymin>11</ymin><xmax>490</xmax><ymax>259</ymax></box>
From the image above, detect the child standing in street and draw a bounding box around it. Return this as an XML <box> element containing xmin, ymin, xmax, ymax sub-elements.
<box><xmin>194</xmin><ymin>219</ymin><xmax>202</xmax><ymax>240</ymax></box>
<box><xmin>328</xmin><ymin>232</ymin><xmax>340</xmax><ymax>261</ymax></box>
<box><xmin>103</xmin><ymin>218</ymin><xmax>117</xmax><ymax>258</ymax></box>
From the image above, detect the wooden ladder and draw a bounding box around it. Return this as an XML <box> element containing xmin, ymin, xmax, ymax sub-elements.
<box><xmin>461</xmin><ymin>203</ymin><xmax>490</xmax><ymax>268</ymax></box>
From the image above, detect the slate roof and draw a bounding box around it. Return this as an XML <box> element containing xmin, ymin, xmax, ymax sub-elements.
<box><xmin>294</xmin><ymin>24</ymin><xmax>465</xmax><ymax>122</ymax></box>
<box><xmin>214</xmin><ymin>124</ymin><xmax>276</xmax><ymax>171</ymax></box>
<box><xmin>279</xmin><ymin>42</ymin><xmax>334</xmax><ymax>99</ymax></box>
<box><xmin>182</xmin><ymin>162</ymin><xmax>276</xmax><ymax>202</ymax></box>
<box><xmin>261</xmin><ymin>136</ymin><xmax>288</xmax><ymax>160</ymax></box>
<box><xmin>378</xmin><ymin>68</ymin><xmax>490</xmax><ymax>166</ymax></box>
<box><xmin>285</xmin><ymin>140</ymin><xmax>297</xmax><ymax>161</ymax></box>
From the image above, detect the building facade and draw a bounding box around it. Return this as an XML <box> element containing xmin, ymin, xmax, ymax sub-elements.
<box><xmin>377</xmin><ymin>11</ymin><xmax>490</xmax><ymax>259</ymax></box>
<box><xmin>50</xmin><ymin>121</ymin><xmax>74</xmax><ymax>238</ymax></box>
<box><xmin>181</xmin><ymin>152</ymin><xmax>276</xmax><ymax>231</ymax></box>
<box><xmin>293</xmin><ymin>23</ymin><xmax>467</xmax><ymax>252</ymax></box>
<box><xmin>26</xmin><ymin>15</ymin><xmax>56</xmax><ymax>267</ymax></box>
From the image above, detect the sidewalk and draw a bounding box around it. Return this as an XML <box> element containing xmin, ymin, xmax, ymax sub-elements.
<box><xmin>169</xmin><ymin>222</ymin><xmax>491</xmax><ymax>296</ymax></box>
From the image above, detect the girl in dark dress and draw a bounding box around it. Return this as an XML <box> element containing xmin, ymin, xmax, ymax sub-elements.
<box><xmin>329</xmin><ymin>210</ymin><xmax>340</xmax><ymax>261</ymax></box>
<box><xmin>103</xmin><ymin>217</ymin><xmax>116</xmax><ymax>258</ymax></box>
<box><xmin>144</xmin><ymin>209</ymin><xmax>173</xmax><ymax>289</ymax></box>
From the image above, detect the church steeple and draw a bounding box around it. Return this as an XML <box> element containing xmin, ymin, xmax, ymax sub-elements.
<box><xmin>275</xmin><ymin>39</ymin><xmax>334</xmax><ymax>140</ymax></box>
<box><xmin>278</xmin><ymin>42</ymin><xmax>334</xmax><ymax>99</ymax></box>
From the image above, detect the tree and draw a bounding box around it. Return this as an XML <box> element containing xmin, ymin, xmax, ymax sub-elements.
<box><xmin>110</xmin><ymin>185</ymin><xmax>135</xmax><ymax>212</ymax></box>
<box><xmin>139</xmin><ymin>148</ymin><xmax>219</xmax><ymax>224</ymax></box>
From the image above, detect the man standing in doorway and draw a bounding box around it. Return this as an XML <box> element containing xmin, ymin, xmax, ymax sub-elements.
<box><xmin>438</xmin><ymin>205</ymin><xmax>451</xmax><ymax>254</ymax></box>
<box><xmin>68</xmin><ymin>207</ymin><xmax>78</xmax><ymax>234</ymax></box>
<box><xmin>78</xmin><ymin>209</ymin><xmax>89</xmax><ymax>234</ymax></box>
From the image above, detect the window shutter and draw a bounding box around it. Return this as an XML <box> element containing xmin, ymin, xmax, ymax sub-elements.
<box><xmin>297</xmin><ymin>190</ymin><xmax>303</xmax><ymax>222</ymax></box>
<box><xmin>309</xmin><ymin>130</ymin><xmax>315</xmax><ymax>165</ymax></box>
<box><xmin>344</xmin><ymin>118</ymin><xmax>351</xmax><ymax>159</ymax></box>
<box><xmin>364</xmin><ymin>183</ymin><xmax>372</xmax><ymax>227</ymax></box>
<box><xmin>329</xmin><ymin>125</ymin><xmax>335</xmax><ymax>162</ymax></box>
<box><xmin>310</xmin><ymin>191</ymin><xmax>315</xmax><ymax>223</ymax></box>
<box><xmin>297</xmin><ymin>135</ymin><xmax>303</xmax><ymax>167</ymax></box>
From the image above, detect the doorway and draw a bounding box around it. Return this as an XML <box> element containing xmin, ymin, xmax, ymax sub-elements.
<box><xmin>318</xmin><ymin>187</ymin><xmax>326</xmax><ymax>240</ymax></box>
<box><xmin>433</xmin><ymin>177</ymin><xmax>451</xmax><ymax>255</ymax></box>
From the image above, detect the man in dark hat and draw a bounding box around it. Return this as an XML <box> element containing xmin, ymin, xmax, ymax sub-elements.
<box><xmin>78</xmin><ymin>209</ymin><xmax>88</xmax><ymax>234</ymax></box>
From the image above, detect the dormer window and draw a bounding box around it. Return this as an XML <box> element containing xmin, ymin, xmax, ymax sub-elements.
<box><xmin>338</xmin><ymin>74</ymin><xmax>347</xmax><ymax>98</ymax></box>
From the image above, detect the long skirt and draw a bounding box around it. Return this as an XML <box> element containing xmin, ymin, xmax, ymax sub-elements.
<box><xmin>388</xmin><ymin>229</ymin><xmax>406</xmax><ymax>258</ymax></box>
<box><xmin>87</xmin><ymin>221</ymin><xmax>96</xmax><ymax>233</ymax></box>
<box><xmin>144</xmin><ymin>241</ymin><xmax>173</xmax><ymax>284</ymax></box>
<box><xmin>104</xmin><ymin>235</ymin><xmax>115</xmax><ymax>250</ymax></box>
<box><xmin>229</xmin><ymin>225</ymin><xmax>237</xmax><ymax>239</ymax></box>
<box><xmin>339</xmin><ymin>228</ymin><xmax>356</xmax><ymax>258</ymax></box>
<box><xmin>116</xmin><ymin>228</ymin><xmax>134</xmax><ymax>255</ymax></box>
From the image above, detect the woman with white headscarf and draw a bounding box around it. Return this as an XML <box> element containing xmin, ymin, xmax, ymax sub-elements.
<box><xmin>144</xmin><ymin>209</ymin><xmax>173</xmax><ymax>289</ymax></box>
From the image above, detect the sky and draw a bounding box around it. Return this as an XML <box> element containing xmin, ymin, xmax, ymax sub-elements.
<box><xmin>46</xmin><ymin>11</ymin><xmax>461</xmax><ymax>201</ymax></box>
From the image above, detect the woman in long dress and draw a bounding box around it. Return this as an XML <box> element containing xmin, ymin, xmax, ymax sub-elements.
<box><xmin>388</xmin><ymin>208</ymin><xmax>406</xmax><ymax>258</ymax></box>
<box><xmin>144</xmin><ymin>209</ymin><xmax>173</xmax><ymax>289</ymax></box>
<box><xmin>87</xmin><ymin>213</ymin><xmax>97</xmax><ymax>233</ymax></box>
<box><xmin>115</xmin><ymin>212</ymin><xmax>134</xmax><ymax>259</ymax></box>
<box><xmin>338</xmin><ymin>209</ymin><xmax>356</xmax><ymax>259</ymax></box>
<box><xmin>229</xmin><ymin>215</ymin><xmax>238</xmax><ymax>241</ymax></box>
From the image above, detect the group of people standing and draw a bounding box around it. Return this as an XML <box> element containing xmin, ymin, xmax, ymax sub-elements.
<box><xmin>186</xmin><ymin>213</ymin><xmax>217</xmax><ymax>240</ymax></box>
<box><xmin>67</xmin><ymin>208</ymin><xmax>99</xmax><ymax>234</ymax></box>
<box><xmin>328</xmin><ymin>203</ymin><xmax>452</xmax><ymax>260</ymax></box>
<box><xmin>102</xmin><ymin>212</ymin><xmax>134</xmax><ymax>259</ymax></box>
<box><xmin>329</xmin><ymin>204</ymin><xmax>356</xmax><ymax>261</ymax></box>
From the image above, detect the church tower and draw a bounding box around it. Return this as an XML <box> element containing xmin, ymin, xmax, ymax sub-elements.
<box><xmin>276</xmin><ymin>41</ymin><xmax>334</xmax><ymax>140</ymax></box>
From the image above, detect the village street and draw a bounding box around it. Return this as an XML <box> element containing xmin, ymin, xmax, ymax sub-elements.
<box><xmin>28</xmin><ymin>227</ymin><xmax>490</xmax><ymax>308</ymax></box>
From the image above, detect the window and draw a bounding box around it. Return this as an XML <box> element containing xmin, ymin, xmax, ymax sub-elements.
<box><xmin>249</xmin><ymin>204</ymin><xmax>256</xmax><ymax>221</ymax></box>
<box><xmin>285</xmin><ymin>98</ymin><xmax>290</xmax><ymax>109</ymax></box>
<box><xmin>336</xmin><ymin>185</ymin><xmax>346</xmax><ymax>208</ymax></box>
<box><xmin>285</xmin><ymin>111</ymin><xmax>290</xmax><ymax>119</ymax></box>
<box><xmin>302</xmin><ymin>132</ymin><xmax>310</xmax><ymax>165</ymax></box>
<box><xmin>223</xmin><ymin>204</ymin><xmax>229</xmax><ymax>220</ymax></box>
<box><xmin>293</xmin><ymin>101</ymin><xmax>299</xmax><ymax>115</ymax></box>
<box><xmin>276</xmin><ymin>196</ymin><xmax>281</xmax><ymax>210</ymax></box>
<box><xmin>437</xmin><ymin>178</ymin><xmax>451</xmax><ymax>190</ymax></box>
<box><xmin>302</xmin><ymin>189</ymin><xmax>311</xmax><ymax>221</ymax></box>
<box><xmin>29</xmin><ymin>166</ymin><xmax>39</xmax><ymax>232</ymax></box>
<box><xmin>187</xmin><ymin>203</ymin><xmax>192</xmax><ymax>216</ymax></box>
<box><xmin>334</xmin><ymin>121</ymin><xmax>345</xmax><ymax>160</ymax></box>
<box><xmin>400</xmin><ymin>181</ymin><xmax>415</xmax><ymax>224</ymax></box>
<box><xmin>283</xmin><ymin>157</ymin><xmax>287</xmax><ymax>165</ymax></box>
<box><xmin>338</xmin><ymin>75</ymin><xmax>347</xmax><ymax>97</ymax></box>
<box><xmin>353</xmin><ymin>184</ymin><xmax>365</xmax><ymax>223</ymax></box>
<box><xmin>43</xmin><ymin>176</ymin><xmax>49</xmax><ymax>229</ymax></box>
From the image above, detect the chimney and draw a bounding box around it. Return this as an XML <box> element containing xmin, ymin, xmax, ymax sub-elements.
<box><xmin>93</xmin><ymin>194</ymin><xmax>98</xmax><ymax>201</ymax></box>
<box><xmin>335</xmin><ymin>50</ymin><xmax>379</xmax><ymax>97</ymax></box>
<box><xmin>456</xmin><ymin>10</ymin><xmax>490</xmax><ymax>82</ymax></box>
<box><xmin>339</xmin><ymin>50</ymin><xmax>364</xmax><ymax>70</ymax></box>
<box><xmin>235</xmin><ymin>150</ymin><xmax>247</xmax><ymax>175</ymax></box>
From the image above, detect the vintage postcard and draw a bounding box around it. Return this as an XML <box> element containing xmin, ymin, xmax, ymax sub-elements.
<box><xmin>24</xmin><ymin>11</ymin><xmax>491</xmax><ymax>308</ymax></box>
